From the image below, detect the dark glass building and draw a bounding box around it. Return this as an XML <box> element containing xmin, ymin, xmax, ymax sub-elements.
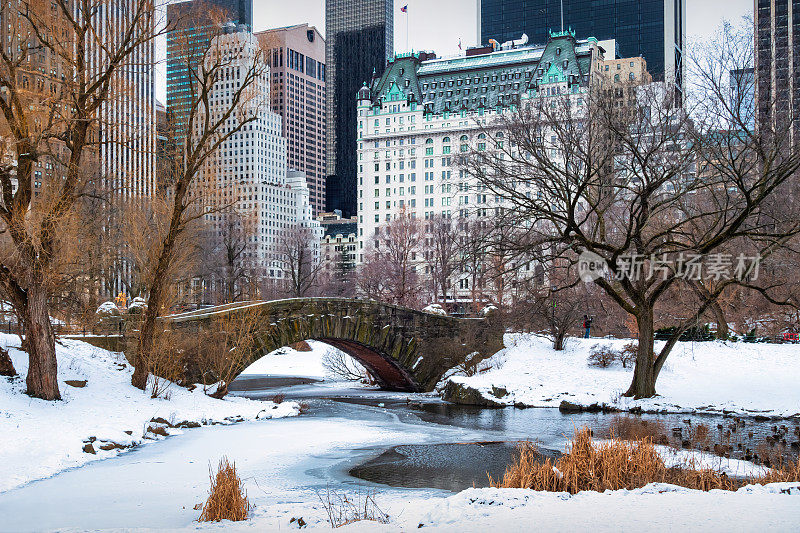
<box><xmin>755</xmin><ymin>0</ymin><xmax>800</xmax><ymax>144</ymax></box>
<box><xmin>478</xmin><ymin>0</ymin><xmax>685</xmax><ymax>99</ymax></box>
<box><xmin>325</xmin><ymin>0</ymin><xmax>394</xmax><ymax>217</ymax></box>
<box><xmin>166</xmin><ymin>0</ymin><xmax>253</xmax><ymax>149</ymax></box>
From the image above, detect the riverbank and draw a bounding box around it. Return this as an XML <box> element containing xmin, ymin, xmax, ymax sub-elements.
<box><xmin>0</xmin><ymin>335</ymin><xmax>298</xmax><ymax>493</ymax></box>
<box><xmin>443</xmin><ymin>334</ymin><xmax>800</xmax><ymax>419</ymax></box>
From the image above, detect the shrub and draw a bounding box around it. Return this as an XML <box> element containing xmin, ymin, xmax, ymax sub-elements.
<box><xmin>198</xmin><ymin>457</ymin><xmax>250</xmax><ymax>523</ymax></box>
<box><xmin>619</xmin><ymin>342</ymin><xmax>638</xmax><ymax>368</ymax></box>
<box><xmin>271</xmin><ymin>393</ymin><xmax>285</xmax><ymax>405</ymax></box>
<box><xmin>289</xmin><ymin>341</ymin><xmax>312</xmax><ymax>352</ymax></box>
<box><xmin>588</xmin><ymin>345</ymin><xmax>618</xmax><ymax>368</ymax></box>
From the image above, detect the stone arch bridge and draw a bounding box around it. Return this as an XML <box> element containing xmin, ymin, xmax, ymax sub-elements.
<box><xmin>164</xmin><ymin>298</ymin><xmax>504</xmax><ymax>392</ymax></box>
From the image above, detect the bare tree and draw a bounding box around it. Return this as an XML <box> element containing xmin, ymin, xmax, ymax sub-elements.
<box><xmin>465</xmin><ymin>25</ymin><xmax>800</xmax><ymax>398</ymax></box>
<box><xmin>360</xmin><ymin>213</ymin><xmax>422</xmax><ymax>307</ymax></box>
<box><xmin>0</xmin><ymin>0</ymin><xmax>161</xmax><ymax>399</ymax></box>
<box><xmin>131</xmin><ymin>15</ymin><xmax>268</xmax><ymax>390</ymax></box>
<box><xmin>278</xmin><ymin>225</ymin><xmax>323</xmax><ymax>298</ymax></box>
<box><xmin>200</xmin><ymin>209</ymin><xmax>257</xmax><ymax>304</ymax></box>
<box><xmin>423</xmin><ymin>214</ymin><xmax>461</xmax><ymax>307</ymax></box>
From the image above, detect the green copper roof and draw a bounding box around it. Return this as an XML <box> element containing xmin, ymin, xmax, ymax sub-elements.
<box><xmin>364</xmin><ymin>34</ymin><xmax>597</xmax><ymax>115</ymax></box>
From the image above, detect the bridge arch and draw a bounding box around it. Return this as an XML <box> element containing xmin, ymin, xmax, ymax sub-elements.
<box><xmin>166</xmin><ymin>298</ymin><xmax>504</xmax><ymax>392</ymax></box>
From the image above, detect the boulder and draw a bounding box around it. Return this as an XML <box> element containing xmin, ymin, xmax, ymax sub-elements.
<box><xmin>82</xmin><ymin>443</ymin><xmax>96</xmax><ymax>454</ymax></box>
<box><xmin>442</xmin><ymin>381</ymin><xmax>506</xmax><ymax>408</ymax></box>
<box><xmin>150</xmin><ymin>417</ymin><xmax>173</xmax><ymax>427</ymax></box>
<box><xmin>491</xmin><ymin>386</ymin><xmax>508</xmax><ymax>399</ymax></box>
<box><xmin>558</xmin><ymin>400</ymin><xmax>585</xmax><ymax>413</ymax></box>
<box><xmin>64</xmin><ymin>380</ymin><xmax>87</xmax><ymax>388</ymax></box>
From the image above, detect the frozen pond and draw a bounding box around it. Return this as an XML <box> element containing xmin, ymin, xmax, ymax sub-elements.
<box><xmin>0</xmin><ymin>374</ymin><xmax>796</xmax><ymax>531</ymax></box>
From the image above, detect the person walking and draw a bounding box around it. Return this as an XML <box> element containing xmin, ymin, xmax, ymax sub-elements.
<box><xmin>583</xmin><ymin>315</ymin><xmax>593</xmax><ymax>339</ymax></box>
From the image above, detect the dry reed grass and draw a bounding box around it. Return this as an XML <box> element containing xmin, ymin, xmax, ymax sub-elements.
<box><xmin>198</xmin><ymin>457</ymin><xmax>250</xmax><ymax>522</ymax></box>
<box><xmin>316</xmin><ymin>487</ymin><xmax>389</xmax><ymax>528</ymax></box>
<box><xmin>490</xmin><ymin>427</ymin><xmax>800</xmax><ymax>493</ymax></box>
<box><xmin>607</xmin><ymin>416</ymin><xmax>668</xmax><ymax>443</ymax></box>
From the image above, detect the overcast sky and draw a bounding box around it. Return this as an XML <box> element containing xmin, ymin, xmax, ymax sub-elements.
<box><xmin>157</xmin><ymin>0</ymin><xmax>753</xmax><ymax>102</ymax></box>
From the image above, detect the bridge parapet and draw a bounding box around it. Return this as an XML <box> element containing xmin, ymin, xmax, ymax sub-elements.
<box><xmin>165</xmin><ymin>298</ymin><xmax>504</xmax><ymax>392</ymax></box>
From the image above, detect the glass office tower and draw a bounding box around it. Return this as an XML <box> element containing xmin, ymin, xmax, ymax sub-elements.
<box><xmin>478</xmin><ymin>0</ymin><xmax>685</xmax><ymax>101</ymax></box>
<box><xmin>166</xmin><ymin>0</ymin><xmax>253</xmax><ymax>151</ymax></box>
<box><xmin>325</xmin><ymin>0</ymin><xmax>394</xmax><ymax>217</ymax></box>
<box><xmin>755</xmin><ymin>0</ymin><xmax>800</xmax><ymax>144</ymax></box>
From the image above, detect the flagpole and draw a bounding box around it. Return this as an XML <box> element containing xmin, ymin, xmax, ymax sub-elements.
<box><xmin>406</xmin><ymin>9</ymin><xmax>409</xmax><ymax>53</ymax></box>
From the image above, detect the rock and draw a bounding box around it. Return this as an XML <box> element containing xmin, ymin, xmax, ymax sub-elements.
<box><xmin>558</xmin><ymin>400</ymin><xmax>584</xmax><ymax>413</ymax></box>
<box><xmin>514</xmin><ymin>402</ymin><xmax>529</xmax><ymax>409</ymax></box>
<box><xmin>99</xmin><ymin>442</ymin><xmax>129</xmax><ymax>451</ymax></box>
<box><xmin>64</xmin><ymin>380</ymin><xmax>87</xmax><ymax>388</ymax></box>
<box><xmin>124</xmin><ymin>430</ymin><xmax>133</xmax><ymax>435</ymax></box>
<box><xmin>82</xmin><ymin>443</ymin><xmax>96</xmax><ymax>454</ymax></box>
<box><xmin>490</xmin><ymin>386</ymin><xmax>508</xmax><ymax>399</ymax></box>
<box><xmin>150</xmin><ymin>417</ymin><xmax>173</xmax><ymax>427</ymax></box>
<box><xmin>147</xmin><ymin>426</ymin><xmax>168</xmax><ymax>437</ymax></box>
<box><xmin>442</xmin><ymin>381</ymin><xmax>505</xmax><ymax>408</ymax></box>
<box><xmin>176</xmin><ymin>421</ymin><xmax>201</xmax><ymax>429</ymax></box>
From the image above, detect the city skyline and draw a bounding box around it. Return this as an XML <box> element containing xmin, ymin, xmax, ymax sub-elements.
<box><xmin>157</xmin><ymin>0</ymin><xmax>752</xmax><ymax>103</ymax></box>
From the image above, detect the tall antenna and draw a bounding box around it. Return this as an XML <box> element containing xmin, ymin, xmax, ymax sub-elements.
<box><xmin>560</xmin><ymin>0</ymin><xmax>564</xmax><ymax>32</ymax></box>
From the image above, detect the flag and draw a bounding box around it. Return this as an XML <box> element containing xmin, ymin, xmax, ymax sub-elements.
<box><xmin>401</xmin><ymin>5</ymin><xmax>408</xmax><ymax>13</ymax></box>
<box><xmin>458</xmin><ymin>38</ymin><xmax>462</xmax><ymax>50</ymax></box>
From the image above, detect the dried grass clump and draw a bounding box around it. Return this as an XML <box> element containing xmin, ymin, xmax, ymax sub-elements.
<box><xmin>753</xmin><ymin>459</ymin><xmax>800</xmax><ymax>484</ymax></box>
<box><xmin>607</xmin><ymin>416</ymin><xmax>667</xmax><ymax>443</ymax></box>
<box><xmin>489</xmin><ymin>428</ymin><xmax>746</xmax><ymax>493</ymax></box>
<box><xmin>316</xmin><ymin>487</ymin><xmax>389</xmax><ymax>528</ymax></box>
<box><xmin>199</xmin><ymin>457</ymin><xmax>250</xmax><ymax>523</ymax></box>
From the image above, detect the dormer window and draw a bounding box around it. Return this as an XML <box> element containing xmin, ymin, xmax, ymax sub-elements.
<box><xmin>556</xmin><ymin>47</ymin><xmax>562</xmax><ymax>56</ymax></box>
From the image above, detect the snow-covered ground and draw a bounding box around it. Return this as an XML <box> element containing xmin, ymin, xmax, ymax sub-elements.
<box><xmin>240</xmin><ymin>340</ymin><xmax>333</xmax><ymax>380</ymax></box>
<box><xmin>2</xmin><ymin>334</ymin><xmax>799</xmax><ymax>532</ymax></box>
<box><xmin>446</xmin><ymin>334</ymin><xmax>800</xmax><ymax>418</ymax></box>
<box><xmin>0</xmin><ymin>334</ymin><xmax>297</xmax><ymax>493</ymax></box>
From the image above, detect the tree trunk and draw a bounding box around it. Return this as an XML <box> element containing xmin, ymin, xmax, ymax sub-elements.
<box><xmin>0</xmin><ymin>346</ymin><xmax>16</xmax><ymax>377</ymax></box>
<box><xmin>711</xmin><ymin>300</ymin><xmax>729</xmax><ymax>340</ymax></box>
<box><xmin>624</xmin><ymin>307</ymin><xmax>657</xmax><ymax>399</ymax></box>
<box><xmin>23</xmin><ymin>286</ymin><xmax>61</xmax><ymax>400</ymax></box>
<box><xmin>553</xmin><ymin>330</ymin><xmax>566</xmax><ymax>351</ymax></box>
<box><xmin>210</xmin><ymin>382</ymin><xmax>228</xmax><ymax>399</ymax></box>
<box><xmin>132</xmin><ymin>289</ymin><xmax>160</xmax><ymax>390</ymax></box>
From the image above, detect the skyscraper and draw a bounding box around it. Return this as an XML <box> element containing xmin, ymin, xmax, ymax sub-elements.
<box><xmin>325</xmin><ymin>0</ymin><xmax>394</xmax><ymax>217</ymax></box>
<box><xmin>755</xmin><ymin>0</ymin><xmax>800</xmax><ymax>144</ymax></box>
<box><xmin>256</xmin><ymin>24</ymin><xmax>327</xmax><ymax>216</ymax></box>
<box><xmin>730</xmin><ymin>67</ymin><xmax>756</xmax><ymax>132</ymax></box>
<box><xmin>478</xmin><ymin>0</ymin><xmax>685</xmax><ymax>102</ymax></box>
<box><xmin>166</xmin><ymin>0</ymin><xmax>253</xmax><ymax>151</ymax></box>
<box><xmin>195</xmin><ymin>29</ymin><xmax>321</xmax><ymax>292</ymax></box>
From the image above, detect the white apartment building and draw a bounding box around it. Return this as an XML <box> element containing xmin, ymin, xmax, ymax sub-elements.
<box><xmin>197</xmin><ymin>28</ymin><xmax>320</xmax><ymax>284</ymax></box>
<box><xmin>356</xmin><ymin>32</ymin><xmax>604</xmax><ymax>305</ymax></box>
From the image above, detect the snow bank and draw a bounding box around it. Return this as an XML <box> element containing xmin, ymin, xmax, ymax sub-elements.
<box><xmin>239</xmin><ymin>340</ymin><xmax>333</xmax><ymax>380</ymax></box>
<box><xmin>445</xmin><ymin>334</ymin><xmax>800</xmax><ymax>418</ymax></box>
<box><xmin>0</xmin><ymin>334</ymin><xmax>297</xmax><ymax>493</ymax></box>
<box><xmin>215</xmin><ymin>482</ymin><xmax>800</xmax><ymax>532</ymax></box>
